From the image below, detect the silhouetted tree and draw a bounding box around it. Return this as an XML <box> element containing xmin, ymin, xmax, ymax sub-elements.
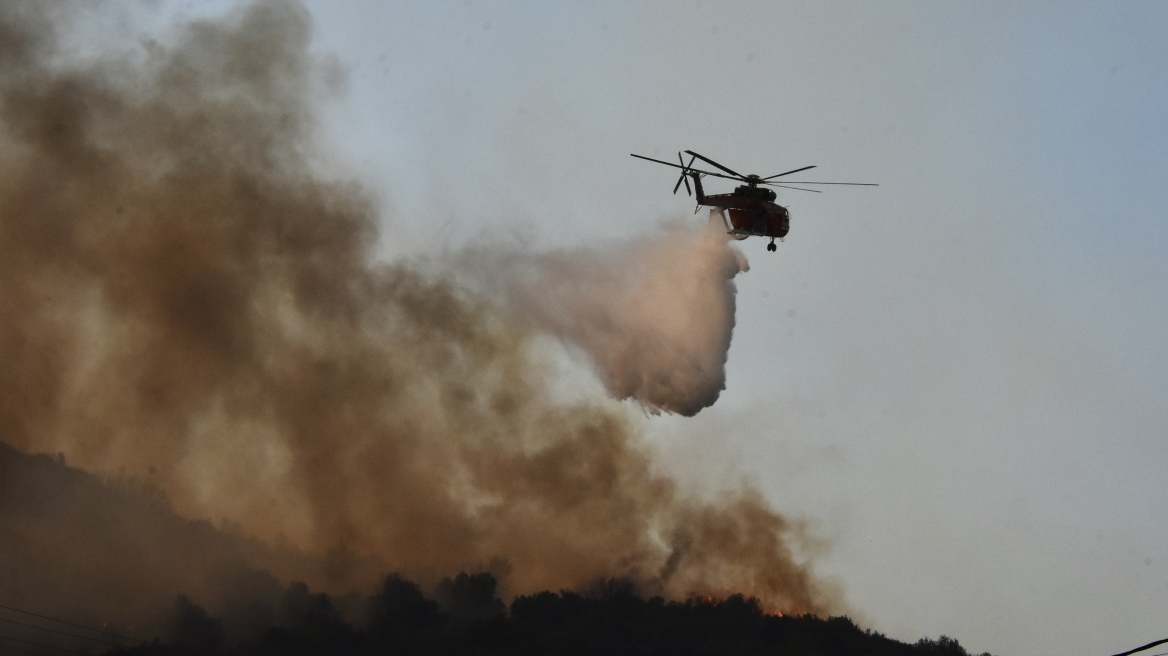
<box><xmin>365</xmin><ymin>573</ymin><xmax>444</xmax><ymax>649</ymax></box>
<box><xmin>581</xmin><ymin>576</ymin><xmax>639</xmax><ymax>602</ymax></box>
<box><xmin>166</xmin><ymin>595</ymin><xmax>224</xmax><ymax>655</ymax></box>
<box><xmin>435</xmin><ymin>572</ymin><xmax>506</xmax><ymax>628</ymax></box>
<box><xmin>100</xmin><ymin>571</ymin><xmax>992</xmax><ymax>656</ymax></box>
<box><xmin>917</xmin><ymin>635</ymin><xmax>971</xmax><ymax>656</ymax></box>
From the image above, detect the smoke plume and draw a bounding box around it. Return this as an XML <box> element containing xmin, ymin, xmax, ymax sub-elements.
<box><xmin>455</xmin><ymin>222</ymin><xmax>749</xmax><ymax>416</ymax></box>
<box><xmin>0</xmin><ymin>0</ymin><xmax>837</xmax><ymax>625</ymax></box>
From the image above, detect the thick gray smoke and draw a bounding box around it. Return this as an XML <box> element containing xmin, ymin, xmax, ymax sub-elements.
<box><xmin>455</xmin><ymin>222</ymin><xmax>749</xmax><ymax>416</ymax></box>
<box><xmin>0</xmin><ymin>0</ymin><xmax>838</xmax><ymax>630</ymax></box>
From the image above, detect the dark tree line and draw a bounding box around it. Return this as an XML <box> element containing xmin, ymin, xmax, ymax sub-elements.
<box><xmin>107</xmin><ymin>572</ymin><xmax>990</xmax><ymax>656</ymax></box>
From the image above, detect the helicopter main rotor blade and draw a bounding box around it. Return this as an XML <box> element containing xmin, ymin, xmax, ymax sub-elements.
<box><xmin>631</xmin><ymin>153</ymin><xmax>687</xmax><ymax>168</ymax></box>
<box><xmin>688</xmin><ymin>169</ymin><xmax>742</xmax><ymax>182</ymax></box>
<box><xmin>683</xmin><ymin>150</ymin><xmax>746</xmax><ymax>179</ymax></box>
<box><xmin>635</xmin><ymin>154</ymin><xmax>878</xmax><ymax>187</ymax></box>
<box><xmin>763</xmin><ymin>183</ymin><xmax>822</xmax><ymax>193</ymax></box>
<box><xmin>762</xmin><ymin>181</ymin><xmax>879</xmax><ymax>186</ymax></box>
<box><xmin>630</xmin><ymin>154</ymin><xmax>743</xmax><ymax>182</ymax></box>
<box><xmin>762</xmin><ymin>165</ymin><xmax>816</xmax><ymax>180</ymax></box>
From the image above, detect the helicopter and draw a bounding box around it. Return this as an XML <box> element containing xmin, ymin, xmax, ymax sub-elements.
<box><xmin>631</xmin><ymin>150</ymin><xmax>877</xmax><ymax>251</ymax></box>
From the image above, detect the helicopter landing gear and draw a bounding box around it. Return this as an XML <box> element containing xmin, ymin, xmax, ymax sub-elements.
<box><xmin>767</xmin><ymin>239</ymin><xmax>777</xmax><ymax>252</ymax></box>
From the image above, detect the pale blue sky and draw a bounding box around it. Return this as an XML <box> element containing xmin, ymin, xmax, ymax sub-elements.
<box><xmin>115</xmin><ymin>2</ymin><xmax>1168</xmax><ymax>654</ymax></box>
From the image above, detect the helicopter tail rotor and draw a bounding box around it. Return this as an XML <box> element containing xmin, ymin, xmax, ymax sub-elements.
<box><xmin>672</xmin><ymin>151</ymin><xmax>696</xmax><ymax>196</ymax></box>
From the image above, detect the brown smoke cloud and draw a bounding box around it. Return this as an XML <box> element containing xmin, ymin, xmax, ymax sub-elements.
<box><xmin>0</xmin><ymin>0</ymin><xmax>838</xmax><ymax>621</ymax></box>
<box><xmin>453</xmin><ymin>221</ymin><xmax>749</xmax><ymax>416</ymax></box>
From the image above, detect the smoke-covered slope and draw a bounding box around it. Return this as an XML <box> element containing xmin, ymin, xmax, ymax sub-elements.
<box><xmin>0</xmin><ymin>439</ymin><xmax>379</xmax><ymax>641</ymax></box>
<box><xmin>109</xmin><ymin>588</ymin><xmax>987</xmax><ymax>656</ymax></box>
<box><xmin>2</xmin><ymin>443</ymin><xmax>987</xmax><ymax>656</ymax></box>
<box><xmin>0</xmin><ymin>0</ymin><xmax>836</xmax><ymax>616</ymax></box>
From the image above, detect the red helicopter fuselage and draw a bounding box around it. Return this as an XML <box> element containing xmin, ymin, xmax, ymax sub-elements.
<box><xmin>691</xmin><ymin>172</ymin><xmax>789</xmax><ymax>240</ymax></box>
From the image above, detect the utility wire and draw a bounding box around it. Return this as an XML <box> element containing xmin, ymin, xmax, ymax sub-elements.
<box><xmin>0</xmin><ymin>603</ymin><xmax>138</xmax><ymax>643</ymax></box>
<box><xmin>0</xmin><ymin>637</ymin><xmax>62</xmax><ymax>656</ymax></box>
<box><xmin>1113</xmin><ymin>639</ymin><xmax>1168</xmax><ymax>656</ymax></box>
<box><xmin>0</xmin><ymin>641</ymin><xmax>46</xmax><ymax>656</ymax></box>
<box><xmin>0</xmin><ymin>618</ymin><xmax>126</xmax><ymax>648</ymax></box>
<box><xmin>0</xmin><ymin>632</ymin><xmax>88</xmax><ymax>655</ymax></box>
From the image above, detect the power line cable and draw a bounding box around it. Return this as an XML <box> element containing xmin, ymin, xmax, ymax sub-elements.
<box><xmin>0</xmin><ymin>603</ymin><xmax>138</xmax><ymax>643</ymax></box>
<box><xmin>0</xmin><ymin>636</ymin><xmax>62</xmax><ymax>656</ymax></box>
<box><xmin>0</xmin><ymin>618</ymin><xmax>126</xmax><ymax>648</ymax></box>
<box><xmin>0</xmin><ymin>642</ymin><xmax>46</xmax><ymax>656</ymax></box>
<box><xmin>0</xmin><ymin>632</ymin><xmax>88</xmax><ymax>655</ymax></box>
<box><xmin>1113</xmin><ymin>639</ymin><xmax>1168</xmax><ymax>656</ymax></box>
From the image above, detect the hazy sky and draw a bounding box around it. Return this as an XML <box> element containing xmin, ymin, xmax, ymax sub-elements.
<box><xmin>103</xmin><ymin>2</ymin><xmax>1167</xmax><ymax>655</ymax></box>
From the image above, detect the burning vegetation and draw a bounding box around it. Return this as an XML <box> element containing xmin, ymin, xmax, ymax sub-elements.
<box><xmin>105</xmin><ymin>576</ymin><xmax>984</xmax><ymax>656</ymax></box>
<box><xmin>0</xmin><ymin>0</ymin><xmax>834</xmax><ymax>622</ymax></box>
<box><xmin>0</xmin><ymin>3</ymin><xmax>998</xmax><ymax>653</ymax></box>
